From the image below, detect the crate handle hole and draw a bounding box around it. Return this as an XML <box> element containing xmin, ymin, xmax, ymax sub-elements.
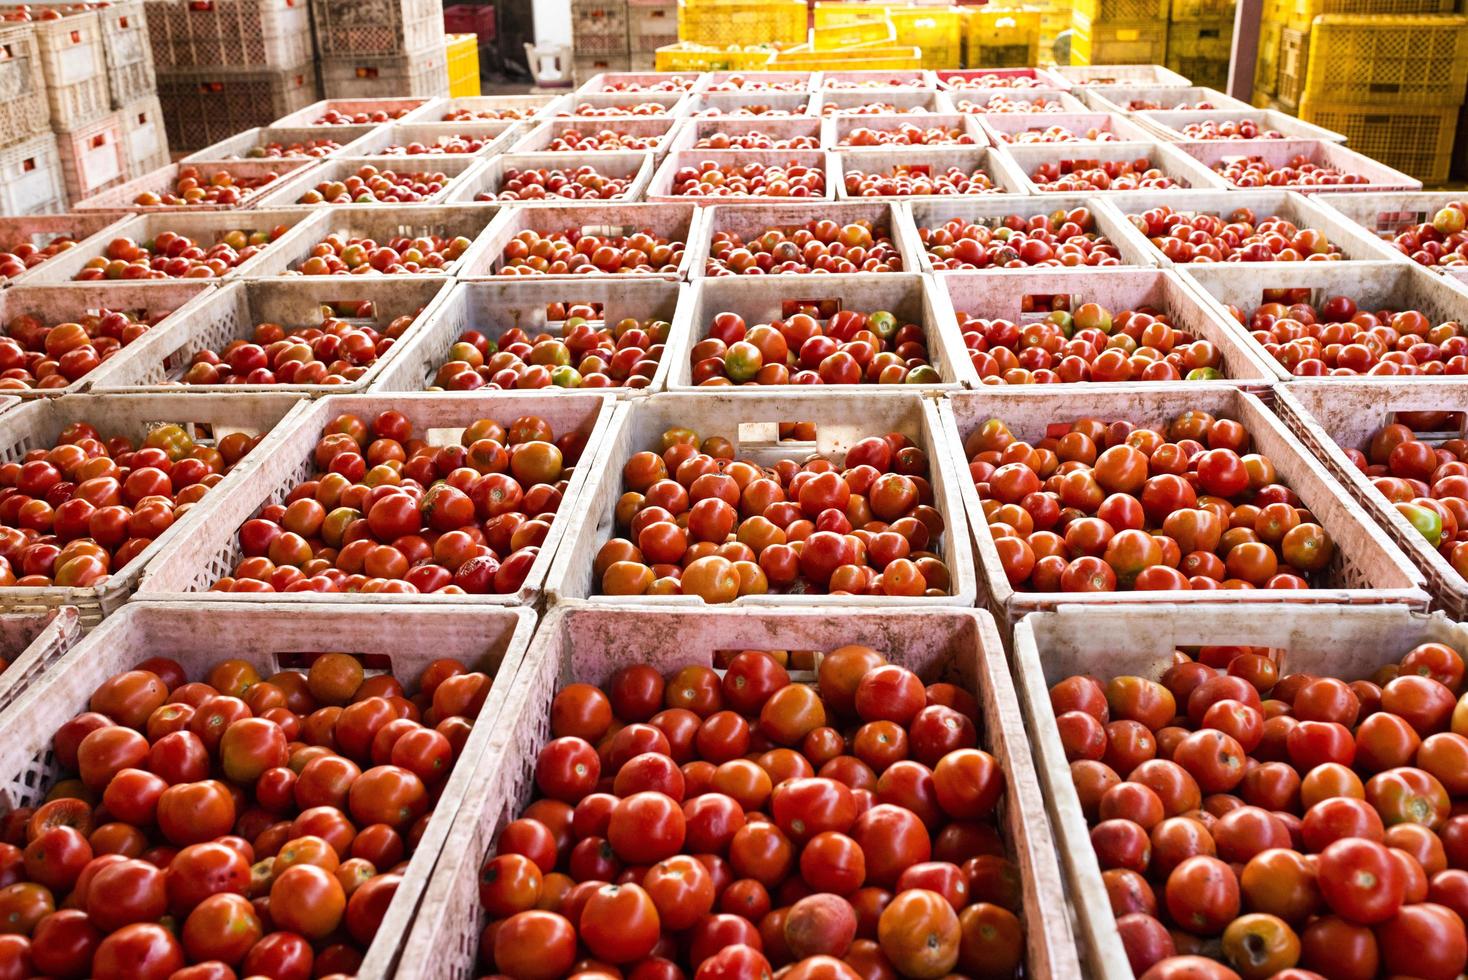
<box><xmin>1021</xmin><ymin>293</ymin><xmax>1071</xmax><ymax>320</ymax></box>
<box><xmin>737</xmin><ymin>421</ymin><xmax>818</xmax><ymax>447</ymax></box>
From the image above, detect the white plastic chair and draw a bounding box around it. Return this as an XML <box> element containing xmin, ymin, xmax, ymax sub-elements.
<box><xmin>523</xmin><ymin>42</ymin><xmax>575</xmax><ymax>88</ymax></box>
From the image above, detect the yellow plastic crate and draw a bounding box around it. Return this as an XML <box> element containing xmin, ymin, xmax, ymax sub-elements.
<box><xmin>963</xmin><ymin>7</ymin><xmax>1041</xmax><ymax>67</ymax></box>
<box><xmin>770</xmin><ymin>42</ymin><xmax>923</xmax><ymax>68</ymax></box>
<box><xmin>1287</xmin><ymin>0</ymin><xmax>1452</xmax><ymax>30</ymax></box>
<box><xmin>654</xmin><ymin>40</ymin><xmax>776</xmax><ymax>68</ymax></box>
<box><xmin>1074</xmin><ymin>0</ymin><xmax>1169</xmax><ymax>24</ymax></box>
<box><xmin>1070</xmin><ymin>14</ymin><xmax>1169</xmax><ymax>64</ymax></box>
<box><xmin>813</xmin><ymin>3</ymin><xmax>963</xmax><ymax>67</ymax></box>
<box><xmin>1169</xmin><ymin>0</ymin><xmax>1235</xmax><ymax>18</ymax></box>
<box><xmin>445</xmin><ymin>33</ymin><xmax>480</xmax><ymax>98</ymax></box>
<box><xmin>811</xmin><ymin>15</ymin><xmax>896</xmax><ymax>48</ymax></box>
<box><xmin>1301</xmin><ymin>14</ymin><xmax>1468</xmax><ymax>107</ymax></box>
<box><xmin>1300</xmin><ymin>98</ymin><xmax>1458</xmax><ymax>185</ymax></box>
<box><xmin>1275</xmin><ymin>25</ymin><xmax>1308</xmax><ymax>109</ymax></box>
<box><xmin>1254</xmin><ymin>17</ymin><xmax>1282</xmax><ymax>95</ymax></box>
<box><xmin>678</xmin><ymin>0</ymin><xmax>808</xmax><ymax>46</ymax></box>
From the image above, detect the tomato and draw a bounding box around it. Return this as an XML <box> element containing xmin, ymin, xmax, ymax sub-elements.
<box><xmin>1365</xmin><ymin>767</ymin><xmax>1450</xmax><ymax>829</ymax></box>
<box><xmin>609</xmin><ymin>792</ymin><xmax>686</xmax><ymax>864</ymax></box>
<box><xmin>643</xmin><ymin>855</ymin><xmax>715</xmax><ymax>931</ymax></box>
<box><xmin>694</xmin><ymin>943</ymin><xmax>771</xmax><ymax>980</ymax></box>
<box><xmin>851</xmin><ymin>805</ymin><xmax>931</xmax><ymax>887</ymax></box>
<box><xmin>92</xmin><ymin>922</ymin><xmax>184</xmax><ymax>980</ymax></box>
<box><xmin>1376</xmin><ymin>902</ymin><xmax>1468</xmax><ymax>979</ymax></box>
<box><xmin>1317</xmin><ymin>838</ymin><xmax>1405</xmax><ymax>924</ymax></box>
<box><xmin>1165</xmin><ymin>855</ymin><xmax>1240</xmax><ymax>935</ymax></box>
<box><xmin>1240</xmin><ymin>848</ymin><xmax>1320</xmax><ymax>924</ymax></box>
<box><xmin>579</xmin><ymin>883</ymin><xmax>661</xmax><ymax>963</ymax></box>
<box><xmin>876</xmin><ymin>888</ymin><xmax>959</xmax><ymax>978</ymax></box>
<box><xmin>784</xmin><ymin>893</ymin><xmax>857</xmax><ymax>958</ymax></box>
<box><xmin>182</xmin><ymin>892</ymin><xmax>262</xmax><ymax>965</ymax></box>
<box><xmin>800</xmin><ymin>831</ymin><xmax>866</xmax><ymax>895</ymax></box>
<box><xmin>535</xmin><ymin>737</ymin><xmax>602</xmax><ymax>803</ymax></box>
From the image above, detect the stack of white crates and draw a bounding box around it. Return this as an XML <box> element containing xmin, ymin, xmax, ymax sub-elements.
<box><xmin>313</xmin><ymin>0</ymin><xmax>450</xmax><ymax>98</ymax></box>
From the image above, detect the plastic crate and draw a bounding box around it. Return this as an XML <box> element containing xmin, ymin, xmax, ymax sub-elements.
<box><xmin>824</xmin><ymin>110</ymin><xmax>988</xmax><ymax>147</ymax></box>
<box><xmin>145</xmin><ymin>0</ymin><xmax>311</xmax><ymax>69</ymax></box>
<box><xmin>652</xmin><ymin>42</ymin><xmax>775</xmax><ymax>71</ymax></box>
<box><xmin>272</xmin><ymin>96</ymin><xmax>438</xmax><ymax>126</ymax></box>
<box><xmin>0</xmin><ymin>23</ymin><xmax>50</xmax><ymax>146</ymax></box>
<box><xmin>1275</xmin><ymin>25</ymin><xmax>1308</xmax><ymax>109</ymax></box>
<box><xmin>1134</xmin><ymin>106</ymin><xmax>1346</xmax><ymax>142</ymax></box>
<box><xmin>833</xmin><ymin>144</ymin><xmax>1027</xmax><ymax>197</ymax></box>
<box><xmin>1181</xmin><ymin>259</ymin><xmax>1468</xmax><ymax>381</ymax></box>
<box><xmin>948</xmin><ymin>87</ymin><xmax>1089</xmax><ymax>113</ymax></box>
<box><xmin>1313</xmin><ymin>190</ymin><xmax>1468</xmax><ymax>249</ymax></box>
<box><xmin>624</xmin><ymin>3</ymin><xmax>680</xmax><ymax>55</ymax></box>
<box><xmin>430</xmin><ymin>93</ymin><xmax>568</xmax><ymax>120</ymax></box>
<box><xmin>0</xmin><ymin>607</ymin><xmax>77</xmax><ymax>707</ymax></box>
<box><xmin>137</xmin><ymin>390</ymin><xmax>616</xmax><ymax>607</ymax></box>
<box><xmin>1074</xmin><ymin>0</ymin><xmax>1169</xmax><ymax>22</ymax></box>
<box><xmin>813</xmin><ymin>3</ymin><xmax>964</xmax><ymax>68</ymax></box>
<box><xmin>182</xmin><ymin>123</ymin><xmax>373</xmax><ymax>161</ymax></box>
<box><xmin>0</xmin><ymin>280</ymin><xmax>212</xmax><ymax>396</ymax></box>
<box><xmin>577</xmin><ymin>69</ymin><xmax>700</xmax><ymax>94</ymax></box>
<box><xmin>154</xmin><ymin>64</ymin><xmax>319</xmax><ymax>151</ymax></box>
<box><xmin>976</xmin><ymin>109</ymin><xmax>1154</xmax><ymax>143</ymax></box>
<box><xmin>1080</xmin><ymin>82</ymin><xmax>1248</xmax><ymax>111</ymax></box>
<box><xmin>248</xmin><ymin>153</ymin><xmax>476</xmax><ymax>209</ymax></box>
<box><xmin>53</xmin><ymin>110</ymin><xmax>126</xmax><ymax>204</ymax></box>
<box><xmin>0</xmin><ymin>213</ymin><xmax>121</xmax><ymax>287</ymax></box>
<box><xmin>1254</xmin><ymin>16</ymin><xmax>1281</xmax><ymax>96</ymax></box>
<box><xmin>547</xmin><ymin>392</ymin><xmax>977</xmax><ymax>605</ymax></box>
<box><xmin>321</xmin><ymin>49</ymin><xmax>450</xmax><ymax>99</ymax></box>
<box><xmin>646</xmin><ymin>148</ymin><xmax>834</xmax><ymax>202</ymax></box>
<box><xmin>22</xmin><ymin>7</ymin><xmax>110</xmax><ymax>130</ymax></box>
<box><xmin>372</xmin><ymin>277</ymin><xmax>685</xmax><ymax>395</ymax></box>
<box><xmin>1288</xmin><ymin>0</ymin><xmax>1454</xmax><ymax>29</ymax></box>
<box><xmin>237</xmin><ymin>202</ymin><xmax>500</xmax><ymax>278</ymax></box>
<box><xmin>396</xmin><ymin>603</ymin><xmax>1081</xmax><ymax>980</ymax></box>
<box><xmin>811</xmin><ymin>15</ymin><xmax>896</xmax><ymax>50</ymax></box>
<box><xmin>679</xmin><ymin>0</ymin><xmax>807</xmax><ymax>45</ymax></box>
<box><xmin>337</xmin><ymin>119</ymin><xmax>520</xmax><ymax>157</ymax></box>
<box><xmin>938</xmin><ymin>266</ymin><xmax>1280</xmax><ymax>390</ymax></box>
<box><xmin>84</xmin><ymin>275</ymin><xmax>451</xmax><ymax>395</ymax></box>
<box><xmin>1053</xmin><ymin>62</ymin><xmax>1192</xmax><ymax>85</ymax></box>
<box><xmin>574</xmin><ymin>54</ymin><xmax>631</xmax><ymax>83</ymax></box>
<box><xmin>695</xmin><ymin>89</ymin><xmax>816</xmax><ymax>115</ymax></box>
<box><xmin>18</xmin><ymin>208</ymin><xmax>318</xmax><ymax>285</ymax></box>
<box><xmin>667</xmin><ymin>272</ymin><xmax>967</xmax><ymax>392</ymax></box>
<box><xmin>0</xmin><ymin>599</ymin><xmax>535</xmax><ymax>969</ymax></box>
<box><xmin>689</xmin><ymin>199</ymin><xmax>920</xmax><ymax>277</ymax></box>
<box><xmin>941</xmin><ymin>385</ymin><xmax>1429</xmax><ymax>630</ymax></box>
<box><xmin>770</xmin><ymin>44</ymin><xmax>926</xmax><ymax>70</ymax></box>
<box><xmin>573</xmin><ymin>1</ymin><xmax>629</xmax><ymax>57</ymax></box>
<box><xmin>456</xmin><ymin>201</ymin><xmax>698</xmax><ymax>278</ymax></box>
<box><xmin>0</xmin><ymin>392</ymin><xmax>305</xmax><ymax>627</ymax></box>
<box><xmin>1170</xmin><ymin>0</ymin><xmax>1235</xmax><ymax>16</ymax></box>
<box><xmin>818</xmin><ymin>87</ymin><xmax>952</xmax><ymax>114</ymax></box>
<box><xmin>1303</xmin><ymin>14</ymin><xmax>1468</xmax><ymax>109</ymax></box>
<box><xmin>937</xmin><ymin>66</ymin><xmax>1070</xmax><ymax>89</ymax></box>
<box><xmin>1166</xmin><ymin>17</ymin><xmax>1231</xmax><ymax>90</ymax></box>
<box><xmin>313</xmin><ymin>0</ymin><xmax>444</xmax><ymax>57</ymax></box>
<box><xmin>0</xmin><ymin>133</ymin><xmax>64</xmax><ymax>215</ymax></box>
<box><xmin>1012</xmin><ymin>604</ymin><xmax>1454</xmax><ymax>978</ymax></box>
<box><xmin>1003</xmin><ymin>139</ymin><xmax>1226</xmax><ymax>193</ymax></box>
<box><xmin>1174</xmin><ymin>136</ymin><xmax>1424</xmax><ymax>192</ymax></box>
<box><xmin>445</xmin><ymin>32</ymin><xmax>479</xmax><ymax>96</ymax></box>
<box><xmin>821</xmin><ymin>68</ymin><xmax>933</xmax><ymax>87</ymax></box>
<box><xmin>443</xmin><ymin>2</ymin><xmax>497</xmax><ymax>40</ymax></box>
<box><xmin>444</xmin><ymin>150</ymin><xmax>654</xmax><ymax>204</ymax></box>
<box><xmin>49</xmin><ymin>0</ymin><xmax>157</xmax><ymax>107</ymax></box>
<box><xmin>559</xmin><ymin>89</ymin><xmax>697</xmax><ymax>117</ymax></box>
<box><xmin>962</xmin><ymin>7</ymin><xmax>1041</xmax><ymax>68</ymax></box>
<box><xmin>71</xmin><ymin>157</ymin><xmax>316</xmax><ymax>213</ymax></box>
<box><xmin>1070</xmin><ymin>17</ymin><xmax>1170</xmax><ymax>66</ymax></box>
<box><xmin>511</xmin><ymin>116</ymin><xmax>681</xmax><ymax>158</ymax></box>
<box><xmin>105</xmin><ymin>47</ymin><xmax>155</xmax><ymax>108</ymax></box>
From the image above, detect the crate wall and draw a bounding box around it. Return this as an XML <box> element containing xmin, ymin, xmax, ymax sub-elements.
<box><xmin>0</xmin><ymin>132</ymin><xmax>65</xmax><ymax>214</ymax></box>
<box><xmin>53</xmin><ymin>109</ymin><xmax>127</xmax><ymax>203</ymax></box>
<box><xmin>31</xmin><ymin>9</ymin><xmax>110</xmax><ymax>130</ymax></box>
<box><xmin>116</xmin><ymin>94</ymin><xmax>170</xmax><ymax>176</ymax></box>
<box><xmin>321</xmin><ymin>50</ymin><xmax>450</xmax><ymax>99</ymax></box>
<box><xmin>156</xmin><ymin>64</ymin><xmax>319</xmax><ymax>151</ymax></box>
<box><xmin>312</xmin><ymin>0</ymin><xmax>446</xmax><ymax>58</ymax></box>
<box><xmin>145</xmin><ymin>0</ymin><xmax>313</xmax><ymax>70</ymax></box>
<box><xmin>0</xmin><ymin>23</ymin><xmax>51</xmax><ymax>145</ymax></box>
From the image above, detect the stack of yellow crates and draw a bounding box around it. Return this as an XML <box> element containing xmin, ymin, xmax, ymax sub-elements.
<box><xmin>1257</xmin><ymin>4</ymin><xmax>1467</xmax><ymax>185</ymax></box>
<box><xmin>811</xmin><ymin>2</ymin><xmax>964</xmax><ymax>68</ymax></box>
<box><xmin>962</xmin><ymin>6</ymin><xmax>1042</xmax><ymax>67</ymax></box>
<box><xmin>1165</xmin><ymin>0</ymin><xmax>1233</xmax><ymax>88</ymax></box>
<box><xmin>1069</xmin><ymin>0</ymin><xmax>1170</xmax><ymax>66</ymax></box>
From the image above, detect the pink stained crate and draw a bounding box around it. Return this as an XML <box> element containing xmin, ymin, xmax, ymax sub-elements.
<box><xmin>249</xmin><ymin>154</ymin><xmax>478</xmax><ymax>209</ymax></box>
<box><xmin>691</xmin><ymin>90</ymin><xmax>818</xmax><ymax>118</ymax></box>
<box><xmin>510</xmin><ymin>116</ymin><xmax>683</xmax><ymax>160</ymax></box>
<box><xmin>0</xmin><ymin>213</ymin><xmax>122</xmax><ymax>286</ymax></box>
<box><xmin>273</xmin><ymin>96</ymin><xmax>437</xmax><ymax>127</ymax></box>
<box><xmin>70</xmin><ymin>158</ymin><xmax>318</xmax><ymax>213</ymax></box>
<box><xmin>935</xmin><ymin>266</ymin><xmax>1281</xmax><ymax>390</ymax></box>
<box><xmin>834</xmin><ymin>146</ymin><xmax>1027</xmax><ymax>199</ymax></box>
<box><xmin>456</xmin><ymin>201</ymin><xmax>699</xmax><ymax>279</ymax></box>
<box><xmin>555</xmin><ymin>90</ymin><xmax>691</xmax><ymax>118</ymax></box>
<box><xmin>669</xmin><ymin>115</ymin><xmax>821</xmax><ymax>152</ymax></box>
<box><xmin>977</xmin><ymin>110</ymin><xmax>1154</xmax><ymax>144</ymax></box>
<box><xmin>338</xmin><ymin>119</ymin><xmax>522</xmax><ymax>157</ymax></box>
<box><xmin>54</xmin><ymin>110</ymin><xmax>126</xmax><ymax>204</ymax></box>
<box><xmin>1176</xmin><ymin>137</ymin><xmax>1424</xmax><ymax>193</ymax></box>
<box><xmin>434</xmin><ymin>94</ymin><xmax>570</xmax><ymax>121</ymax></box>
<box><xmin>144</xmin><ymin>0</ymin><xmax>312</xmax><ymax>70</ymax></box>
<box><xmin>646</xmin><ymin>149</ymin><xmax>836</xmax><ymax>202</ymax></box>
<box><xmin>821</xmin><ymin>69</ymin><xmax>934</xmax><ymax>89</ymax></box>
<box><xmin>1134</xmin><ymin>107</ymin><xmax>1346</xmax><ymax>142</ymax></box>
<box><xmin>394</xmin><ymin>603</ymin><xmax>1079</xmax><ymax>980</ymax></box>
<box><xmin>0</xmin><ymin>599</ymin><xmax>535</xmax><ymax>972</ymax></box>
<box><xmin>135</xmin><ymin>391</ymin><xmax>619</xmax><ymax>607</ymax></box>
<box><xmin>699</xmin><ymin>70</ymin><xmax>813</xmax><ymax>94</ymax></box>
<box><xmin>182</xmin><ymin>124</ymin><xmax>375</xmax><ymax>162</ymax></box>
<box><xmin>21</xmin><ymin>7</ymin><xmax>110</xmax><ymax>130</ymax></box>
<box><xmin>575</xmin><ymin>70</ymin><xmax>699</xmax><ymax>95</ymax></box>
<box><xmin>0</xmin><ymin>133</ymin><xmax>65</xmax><ymax>216</ymax></box>
<box><xmin>817</xmin><ymin>87</ymin><xmax>954</xmax><ymax>115</ymax></box>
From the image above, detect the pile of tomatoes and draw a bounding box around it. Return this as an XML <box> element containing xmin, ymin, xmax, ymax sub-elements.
<box><xmin>211</xmin><ymin>410</ymin><xmax>586</xmax><ymax>596</ymax></box>
<box><xmin>443</xmin><ymin>106</ymin><xmax>538</xmax><ymax>121</ymax></box>
<box><xmin>428</xmin><ymin>307</ymin><xmax>667</xmax><ymax>391</ymax></box>
<box><xmin>843</xmin><ymin>165</ymin><xmax>997</xmax><ymax>197</ymax></box>
<box><xmin>955</xmin><ymin>303</ymin><xmax>1228</xmax><ymax>385</ymax></box>
<box><xmin>698</xmin><ymin>104</ymin><xmax>809</xmax><ymax>118</ymax></box>
<box><xmin>292</xmin><ymin>233</ymin><xmax>475</xmax><ymax>276</ymax></box>
<box><xmin>917</xmin><ymin>207</ymin><xmax>1125</xmax><ymax>271</ymax></box>
<box><xmin>837</xmin><ymin>124</ymin><xmax>979</xmax><ymax>148</ymax></box>
<box><xmin>1220</xmin><ymin>292</ymin><xmax>1468</xmax><ymax>377</ymax></box>
<box><xmin>240</xmin><ymin>138</ymin><xmax>344</xmax><ymax>159</ymax></box>
<box><xmin>993</xmin><ymin>124</ymin><xmax>1125</xmax><ymax>144</ymax></box>
<box><xmin>954</xmin><ymin>95</ymin><xmax>1068</xmax><ymax>114</ymax></box>
<box><xmin>544</xmin><ymin>128</ymin><xmax>666</xmax><ymax>152</ymax></box>
<box><xmin>693</xmin><ymin>131</ymin><xmax>821</xmax><ymax>150</ymax></box>
<box><xmin>297</xmin><ymin>166</ymin><xmax>450</xmax><ymax>206</ymax></box>
<box><xmin>0</xmin><ymin>308</ymin><xmax>164</xmax><ymax>390</ymax></box>
<box><xmin>689</xmin><ymin>308</ymin><xmax>939</xmax><ymax>387</ymax></box>
<box><xmin>825</xmin><ymin>78</ymin><xmax>927</xmax><ymax>89</ymax></box>
<box><xmin>944</xmin><ymin>73</ymin><xmax>1052</xmax><ymax>89</ymax></box>
<box><xmin>1055</xmin><ymin>637</ymin><xmax>1468</xmax><ymax>979</ymax></box>
<box><xmin>379</xmin><ymin>134</ymin><xmax>500</xmax><ymax>155</ymax></box>
<box><xmin>1028</xmin><ymin>158</ymin><xmax>1181</xmax><ymax>192</ymax></box>
<box><xmin>820</xmin><ymin>102</ymin><xmax>927</xmax><ymax>116</ymax></box>
<box><xmin>968</xmin><ymin>410</ymin><xmax>1336</xmax><ymax>592</ymax></box>
<box><xmin>1126</xmin><ymin>206</ymin><xmax>1345</xmax><ymax>264</ymax></box>
<box><xmin>706</xmin><ymin>75</ymin><xmax>807</xmax><ymax>92</ymax></box>
<box><xmin>132</xmin><ymin>168</ymin><xmax>282</xmax><ymax>208</ymax></box>
<box><xmin>0</xmin><ymin>420</ymin><xmax>260</xmax><ymax>588</ymax></box>
<box><xmin>1376</xmin><ymin>202</ymin><xmax>1468</xmax><ymax>270</ymax></box>
<box><xmin>1349</xmin><ymin>416</ymin><xmax>1468</xmax><ymax>578</ymax></box>
<box><xmin>315</xmin><ymin>107</ymin><xmax>415</xmax><ymax>125</ymax></box>
<box><xmin>0</xmin><ymin>233</ymin><xmax>82</xmax><ymax>282</ymax></box>
<box><xmin>1176</xmin><ymin>119</ymin><xmax>1286</xmax><ymax>140</ymax></box>
<box><xmin>487</xmin><ymin>166</ymin><xmax>641</xmax><ymax>203</ymax></box>
<box><xmin>74</xmin><ymin>229</ymin><xmax>290</xmax><ymax>281</ymax></box>
<box><xmin>596</xmin><ymin>425</ymin><xmax>953</xmax><ymax>600</ymax></box>
<box><xmin>1211</xmin><ymin>154</ymin><xmax>1372</xmax><ymax>189</ymax></box>
<box><xmin>705</xmin><ymin>220</ymin><xmax>903</xmax><ymax>276</ymax></box>
<box><xmin>177</xmin><ymin>306</ymin><xmax>418</xmax><ymax>387</ymax></box>
<box><xmin>669</xmin><ymin>162</ymin><xmax>827</xmax><ymax>200</ymax></box>
<box><xmin>497</xmin><ymin>229</ymin><xmax>687</xmax><ymax>276</ymax></box>
<box><xmin>567</xmin><ymin>102</ymin><xmax>673</xmax><ymax>117</ymax></box>
<box><xmin>477</xmin><ymin>646</ymin><xmax>1026</xmax><ymax>979</ymax></box>
<box><xmin>602</xmin><ymin>77</ymin><xmax>696</xmax><ymax>92</ymax></box>
<box><xmin>0</xmin><ymin>647</ymin><xmax>496</xmax><ymax>978</ymax></box>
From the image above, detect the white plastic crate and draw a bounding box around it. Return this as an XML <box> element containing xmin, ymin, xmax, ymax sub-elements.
<box><xmin>339</xmin><ymin>119</ymin><xmax>523</xmax><ymax>157</ymax></box>
<box><xmin>396</xmin><ymin>602</ymin><xmax>1080</xmax><ymax>980</ymax></box>
<box><xmin>816</xmin><ymin>88</ymin><xmax>954</xmax><ymax>115</ymax></box>
<box><xmin>116</xmin><ymin>95</ymin><xmax>169</xmax><ymax>176</ymax></box>
<box><xmin>457</xmin><ymin>201</ymin><xmax>700</xmax><ymax>279</ymax></box>
<box><xmin>248</xmin><ymin>154</ymin><xmax>480</xmax><ymax>208</ymax></box>
<box><xmin>833</xmin><ymin>145</ymin><xmax>1028</xmax><ymax>198</ymax></box>
<box><xmin>821</xmin><ymin>69</ymin><xmax>935</xmax><ymax>89</ymax></box>
<box><xmin>666</xmin><ymin>272</ymin><xmax>970</xmax><ymax>392</ymax></box>
<box><xmin>0</xmin><ymin>213</ymin><xmax>123</xmax><ymax>286</ymax></box>
<box><xmin>1013</xmin><ymin>604</ymin><xmax>1468</xmax><ymax>978</ymax></box>
<box><xmin>136</xmin><ymin>391</ymin><xmax>619</xmax><ymax>607</ymax></box>
<box><xmin>1135</xmin><ymin>107</ymin><xmax>1346</xmax><ymax>142</ymax></box>
<box><xmin>1313</xmin><ymin>191</ymin><xmax>1468</xmax><ymax>254</ymax></box>
<box><xmin>53</xmin><ymin>110</ymin><xmax>126</xmax><ymax>204</ymax></box>
<box><xmin>689</xmin><ymin>199</ymin><xmax>923</xmax><ymax>277</ymax></box>
<box><xmin>555</xmin><ymin>89</ymin><xmax>693</xmax><ymax>117</ymax></box>
<box><xmin>429</xmin><ymin>93</ymin><xmax>573</xmax><ymax>122</ymax></box>
<box><xmin>941</xmin><ymin>385</ymin><xmax>1430</xmax><ymax>631</ymax></box>
<box><xmin>510</xmin><ymin>116</ymin><xmax>685</xmax><ymax>159</ymax></box>
<box><xmin>646</xmin><ymin>148</ymin><xmax>836</xmax><ymax>202</ymax></box>
<box><xmin>934</xmin><ymin>266</ymin><xmax>1282</xmax><ymax>390</ymax></box>
<box><xmin>83</xmin><ymin>275</ymin><xmax>453</xmax><ymax>393</ymax></box>
<box><xmin>977</xmin><ymin>109</ymin><xmax>1155</xmax><ymax>144</ymax></box>
<box><xmin>936</xmin><ymin>67</ymin><xmax>1071</xmax><ymax>89</ymax></box>
<box><xmin>1001</xmin><ymin>139</ymin><xmax>1228</xmax><ymax>193</ymax></box>
<box><xmin>371</xmin><ymin>277</ymin><xmax>686</xmax><ymax>395</ymax></box>
<box><xmin>1081</xmin><ymin>84</ymin><xmax>1249</xmax><ymax>113</ymax></box>
<box><xmin>1053</xmin><ymin>63</ymin><xmax>1192</xmax><ymax>86</ymax></box>
<box><xmin>1175</xmin><ymin>137</ymin><xmax>1424</xmax><ymax>193</ymax></box>
<box><xmin>0</xmin><ymin>607</ymin><xmax>78</xmax><ymax>710</ymax></box>
<box><xmin>824</xmin><ymin>111</ymin><xmax>989</xmax><ymax>148</ymax></box>
<box><xmin>239</xmin><ymin>203</ymin><xmax>498</xmax><ymax>279</ymax></box>
<box><xmin>576</xmin><ymin>70</ymin><xmax>700</xmax><ymax>94</ymax></box>
<box><xmin>16</xmin><ymin>208</ymin><xmax>319</xmax><ymax>285</ymax></box>
<box><xmin>182</xmin><ymin>124</ymin><xmax>376</xmax><ymax>163</ymax></box>
<box><xmin>0</xmin><ymin>392</ymin><xmax>307</xmax><ymax>627</ymax></box>
<box><xmin>144</xmin><ymin>0</ymin><xmax>312</xmax><ymax>70</ymax></box>
<box><xmin>948</xmin><ymin>87</ymin><xmax>1088</xmax><ymax>114</ymax></box>
<box><xmin>442</xmin><ymin>150</ymin><xmax>655</xmax><ymax>204</ymax></box>
<box><xmin>546</xmin><ymin>391</ymin><xmax>978</xmax><ymax>607</ymax></box>
<box><xmin>698</xmin><ymin>70</ymin><xmax>815</xmax><ymax>93</ymax></box>
<box><xmin>0</xmin><ymin>599</ymin><xmax>536</xmax><ymax>974</ymax></box>
<box><xmin>691</xmin><ymin>90</ymin><xmax>819</xmax><ymax>117</ymax></box>
<box><xmin>70</xmin><ymin>158</ymin><xmax>318</xmax><ymax>213</ymax></box>
<box><xmin>0</xmin><ymin>133</ymin><xmax>65</xmax><ymax>215</ymax></box>
<box><xmin>27</xmin><ymin>8</ymin><xmax>110</xmax><ymax>129</ymax></box>
<box><xmin>0</xmin><ymin>23</ymin><xmax>52</xmax><ymax>146</ymax></box>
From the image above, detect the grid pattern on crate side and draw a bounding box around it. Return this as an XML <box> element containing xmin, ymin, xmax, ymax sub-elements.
<box><xmin>0</xmin><ymin>24</ymin><xmax>51</xmax><ymax>144</ymax></box>
<box><xmin>0</xmin><ymin>134</ymin><xmax>65</xmax><ymax>216</ymax></box>
<box><xmin>107</xmin><ymin>52</ymin><xmax>156</xmax><ymax>108</ymax></box>
<box><xmin>155</xmin><ymin>66</ymin><xmax>318</xmax><ymax>150</ymax></box>
<box><xmin>573</xmin><ymin>3</ymin><xmax>630</xmax><ymax>56</ymax></box>
<box><xmin>1074</xmin><ymin>0</ymin><xmax>1169</xmax><ymax>21</ymax></box>
<box><xmin>312</xmin><ymin>0</ymin><xmax>444</xmax><ymax>57</ymax></box>
<box><xmin>321</xmin><ymin>52</ymin><xmax>449</xmax><ymax>99</ymax></box>
<box><xmin>118</xmin><ymin>95</ymin><xmax>170</xmax><ymax>176</ymax></box>
<box><xmin>628</xmin><ymin>1</ymin><xmax>677</xmax><ymax>51</ymax></box>
<box><xmin>1299</xmin><ymin>15</ymin><xmax>1468</xmax><ymax>107</ymax></box>
<box><xmin>32</xmin><ymin>10</ymin><xmax>111</xmax><ymax>132</ymax></box>
<box><xmin>1276</xmin><ymin>26</ymin><xmax>1308</xmax><ymax>108</ymax></box>
<box><xmin>677</xmin><ymin>0</ymin><xmax>808</xmax><ymax>46</ymax></box>
<box><xmin>145</xmin><ymin>0</ymin><xmax>312</xmax><ymax>70</ymax></box>
<box><xmin>91</xmin><ymin>0</ymin><xmax>151</xmax><ymax>69</ymax></box>
<box><xmin>1069</xmin><ymin>17</ymin><xmax>1170</xmax><ymax>66</ymax></box>
<box><xmin>1288</xmin><ymin>0</ymin><xmax>1453</xmax><ymax>28</ymax></box>
<box><xmin>962</xmin><ymin>8</ymin><xmax>1041</xmax><ymax>69</ymax></box>
<box><xmin>1299</xmin><ymin>99</ymin><xmax>1458</xmax><ymax>185</ymax></box>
